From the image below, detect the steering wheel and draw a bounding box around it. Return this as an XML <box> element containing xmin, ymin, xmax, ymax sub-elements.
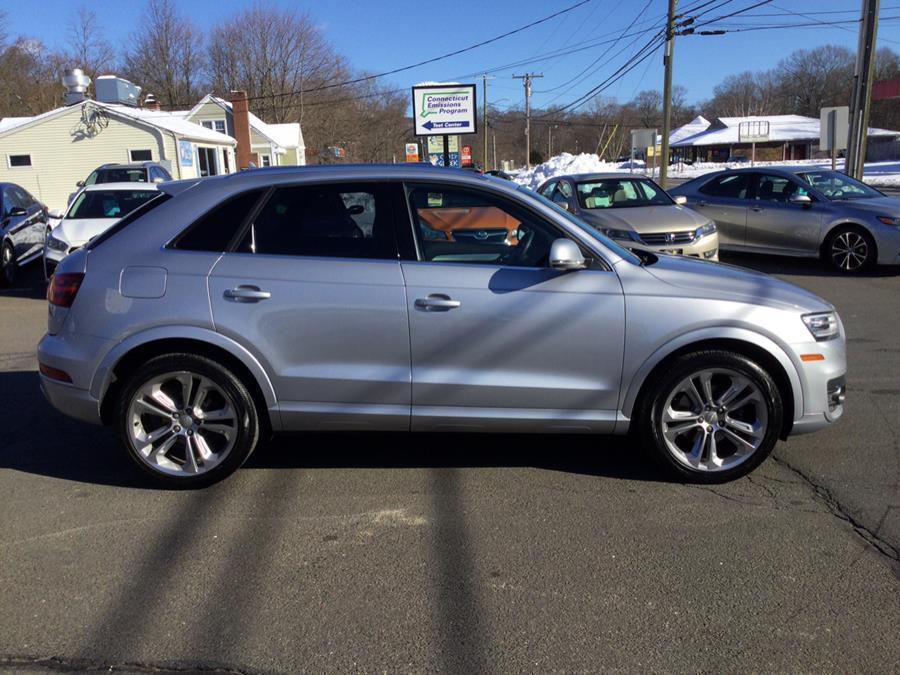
<box><xmin>500</xmin><ymin>228</ymin><xmax>535</xmax><ymax>265</ymax></box>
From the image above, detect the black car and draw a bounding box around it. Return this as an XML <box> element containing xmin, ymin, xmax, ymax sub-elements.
<box><xmin>1</xmin><ymin>182</ymin><xmax>49</xmax><ymax>286</ymax></box>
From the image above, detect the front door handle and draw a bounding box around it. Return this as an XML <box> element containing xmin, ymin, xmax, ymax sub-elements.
<box><xmin>224</xmin><ymin>285</ymin><xmax>271</xmax><ymax>302</ymax></box>
<box><xmin>415</xmin><ymin>294</ymin><xmax>461</xmax><ymax>311</ymax></box>
<box><xmin>697</xmin><ymin>200</ymin><xmax>709</xmax><ymax>207</ymax></box>
<box><xmin>751</xmin><ymin>206</ymin><xmax>765</xmax><ymax>212</ymax></box>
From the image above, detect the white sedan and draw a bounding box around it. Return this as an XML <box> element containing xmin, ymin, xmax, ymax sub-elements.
<box><xmin>44</xmin><ymin>183</ymin><xmax>160</xmax><ymax>277</ymax></box>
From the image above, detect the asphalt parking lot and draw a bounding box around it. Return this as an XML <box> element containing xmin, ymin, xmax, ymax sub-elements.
<box><xmin>1</xmin><ymin>250</ymin><xmax>898</xmax><ymax>673</ymax></box>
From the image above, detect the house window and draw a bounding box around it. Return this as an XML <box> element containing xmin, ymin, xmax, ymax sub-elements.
<box><xmin>129</xmin><ymin>149</ymin><xmax>153</xmax><ymax>162</ymax></box>
<box><xmin>201</xmin><ymin>119</ymin><xmax>227</xmax><ymax>134</ymax></box>
<box><xmin>8</xmin><ymin>154</ymin><xmax>32</xmax><ymax>168</ymax></box>
<box><xmin>260</xmin><ymin>154</ymin><xmax>271</xmax><ymax>167</ymax></box>
<box><xmin>197</xmin><ymin>147</ymin><xmax>218</xmax><ymax>177</ymax></box>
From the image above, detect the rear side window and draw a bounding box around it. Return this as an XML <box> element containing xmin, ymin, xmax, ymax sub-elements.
<box><xmin>699</xmin><ymin>173</ymin><xmax>750</xmax><ymax>199</ymax></box>
<box><xmin>174</xmin><ymin>189</ymin><xmax>264</xmax><ymax>252</ymax></box>
<box><xmin>236</xmin><ymin>184</ymin><xmax>396</xmax><ymax>259</ymax></box>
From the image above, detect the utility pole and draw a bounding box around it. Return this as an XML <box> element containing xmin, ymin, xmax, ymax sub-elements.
<box><xmin>482</xmin><ymin>74</ymin><xmax>494</xmax><ymax>171</ymax></box>
<box><xmin>548</xmin><ymin>124</ymin><xmax>558</xmax><ymax>158</ymax></box>
<box><xmin>658</xmin><ymin>0</ymin><xmax>677</xmax><ymax>189</ymax></box>
<box><xmin>514</xmin><ymin>72</ymin><xmax>543</xmax><ymax>169</ymax></box>
<box><xmin>846</xmin><ymin>0</ymin><xmax>880</xmax><ymax>179</ymax></box>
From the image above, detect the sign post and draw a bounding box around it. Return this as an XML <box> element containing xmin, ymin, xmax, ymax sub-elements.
<box><xmin>820</xmin><ymin>106</ymin><xmax>849</xmax><ymax>171</ymax></box>
<box><xmin>738</xmin><ymin>120</ymin><xmax>770</xmax><ymax>167</ymax></box>
<box><xmin>413</xmin><ymin>83</ymin><xmax>477</xmax><ymax>169</ymax></box>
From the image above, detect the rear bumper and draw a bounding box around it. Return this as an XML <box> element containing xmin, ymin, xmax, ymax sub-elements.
<box><xmin>40</xmin><ymin>375</ymin><xmax>102</xmax><ymax>425</ymax></box>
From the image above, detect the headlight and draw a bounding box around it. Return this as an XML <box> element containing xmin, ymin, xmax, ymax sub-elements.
<box><xmin>694</xmin><ymin>221</ymin><xmax>717</xmax><ymax>240</ymax></box>
<box><xmin>46</xmin><ymin>233</ymin><xmax>69</xmax><ymax>252</ymax></box>
<box><xmin>876</xmin><ymin>215</ymin><xmax>899</xmax><ymax>226</ymax></box>
<box><xmin>802</xmin><ymin>312</ymin><xmax>840</xmax><ymax>341</ymax></box>
<box><xmin>600</xmin><ymin>227</ymin><xmax>641</xmax><ymax>242</ymax></box>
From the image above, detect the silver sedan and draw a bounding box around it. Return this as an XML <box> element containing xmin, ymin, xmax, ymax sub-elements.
<box><xmin>670</xmin><ymin>167</ymin><xmax>900</xmax><ymax>273</ymax></box>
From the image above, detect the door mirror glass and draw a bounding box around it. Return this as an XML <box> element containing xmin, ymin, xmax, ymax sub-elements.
<box><xmin>7</xmin><ymin>206</ymin><xmax>26</xmax><ymax>217</ymax></box>
<box><xmin>48</xmin><ymin>209</ymin><xmax>64</xmax><ymax>219</ymax></box>
<box><xmin>76</xmin><ymin>180</ymin><xmax>85</xmax><ymax>187</ymax></box>
<box><xmin>549</xmin><ymin>238</ymin><xmax>586</xmax><ymax>271</ymax></box>
<box><xmin>789</xmin><ymin>193</ymin><xmax>812</xmax><ymax>205</ymax></box>
<box><xmin>673</xmin><ymin>195</ymin><xmax>687</xmax><ymax>205</ymax></box>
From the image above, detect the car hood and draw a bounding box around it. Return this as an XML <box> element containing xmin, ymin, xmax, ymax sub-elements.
<box><xmin>828</xmin><ymin>195</ymin><xmax>900</xmax><ymax>216</ymax></box>
<box><xmin>54</xmin><ymin>218</ymin><xmax>116</xmax><ymax>246</ymax></box>
<box><xmin>639</xmin><ymin>253</ymin><xmax>833</xmax><ymax>313</ymax></box>
<box><xmin>577</xmin><ymin>205</ymin><xmax>710</xmax><ymax>233</ymax></box>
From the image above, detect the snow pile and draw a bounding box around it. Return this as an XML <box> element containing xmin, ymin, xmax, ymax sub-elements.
<box><xmin>512</xmin><ymin>153</ymin><xmax>900</xmax><ymax>189</ymax></box>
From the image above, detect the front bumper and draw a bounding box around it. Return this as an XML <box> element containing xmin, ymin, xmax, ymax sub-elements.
<box><xmin>787</xmin><ymin>335</ymin><xmax>846</xmax><ymax>436</ymax></box>
<box><xmin>615</xmin><ymin>232</ymin><xmax>719</xmax><ymax>261</ymax></box>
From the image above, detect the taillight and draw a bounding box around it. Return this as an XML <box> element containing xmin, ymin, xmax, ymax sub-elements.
<box><xmin>47</xmin><ymin>273</ymin><xmax>84</xmax><ymax>308</ymax></box>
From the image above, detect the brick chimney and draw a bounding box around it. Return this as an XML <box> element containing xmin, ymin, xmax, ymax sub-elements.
<box><xmin>230</xmin><ymin>90</ymin><xmax>257</xmax><ymax>169</ymax></box>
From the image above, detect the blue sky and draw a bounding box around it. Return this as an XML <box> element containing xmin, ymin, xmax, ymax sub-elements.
<box><xmin>5</xmin><ymin>0</ymin><xmax>900</xmax><ymax>109</ymax></box>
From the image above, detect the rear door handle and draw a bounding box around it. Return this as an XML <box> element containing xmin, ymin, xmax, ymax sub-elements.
<box><xmin>224</xmin><ymin>285</ymin><xmax>271</xmax><ymax>302</ymax></box>
<box><xmin>415</xmin><ymin>294</ymin><xmax>461</xmax><ymax>311</ymax></box>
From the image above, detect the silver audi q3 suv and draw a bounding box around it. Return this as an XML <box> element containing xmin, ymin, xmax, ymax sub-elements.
<box><xmin>38</xmin><ymin>165</ymin><xmax>846</xmax><ymax>487</ymax></box>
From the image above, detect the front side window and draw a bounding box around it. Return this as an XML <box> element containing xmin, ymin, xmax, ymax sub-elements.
<box><xmin>67</xmin><ymin>189</ymin><xmax>158</xmax><ymax>219</ymax></box>
<box><xmin>699</xmin><ymin>173</ymin><xmax>751</xmax><ymax>199</ymax></box>
<box><xmin>754</xmin><ymin>174</ymin><xmax>808</xmax><ymax>203</ymax></box>
<box><xmin>539</xmin><ymin>181</ymin><xmax>557</xmax><ymax>198</ymax></box>
<box><xmin>796</xmin><ymin>170</ymin><xmax>882</xmax><ymax>200</ymax></box>
<box><xmin>237</xmin><ymin>184</ymin><xmax>395</xmax><ymax>259</ymax></box>
<box><xmin>576</xmin><ymin>178</ymin><xmax>672</xmax><ymax>209</ymax></box>
<box><xmin>407</xmin><ymin>184</ymin><xmax>566</xmax><ymax>268</ymax></box>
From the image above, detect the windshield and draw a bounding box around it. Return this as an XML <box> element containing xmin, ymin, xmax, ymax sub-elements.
<box><xmin>796</xmin><ymin>170</ymin><xmax>883</xmax><ymax>200</ymax></box>
<box><xmin>67</xmin><ymin>189</ymin><xmax>158</xmax><ymax>219</ymax></box>
<box><xmin>516</xmin><ymin>185</ymin><xmax>642</xmax><ymax>264</ymax></box>
<box><xmin>576</xmin><ymin>178</ymin><xmax>673</xmax><ymax>209</ymax></box>
<box><xmin>96</xmin><ymin>168</ymin><xmax>150</xmax><ymax>184</ymax></box>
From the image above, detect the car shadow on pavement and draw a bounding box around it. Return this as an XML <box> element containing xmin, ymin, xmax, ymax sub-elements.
<box><xmin>0</xmin><ymin>263</ymin><xmax>48</xmax><ymax>300</ymax></box>
<box><xmin>0</xmin><ymin>369</ymin><xmax>667</xmax><ymax>489</ymax></box>
<box><xmin>720</xmin><ymin>251</ymin><xmax>900</xmax><ymax>278</ymax></box>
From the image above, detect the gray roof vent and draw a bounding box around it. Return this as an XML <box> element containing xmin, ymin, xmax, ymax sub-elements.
<box><xmin>61</xmin><ymin>68</ymin><xmax>92</xmax><ymax>106</ymax></box>
<box><xmin>95</xmin><ymin>75</ymin><xmax>142</xmax><ymax>108</ymax></box>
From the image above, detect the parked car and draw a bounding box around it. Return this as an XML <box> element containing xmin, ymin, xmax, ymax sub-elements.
<box><xmin>669</xmin><ymin>167</ymin><xmax>900</xmax><ymax>273</ymax></box>
<box><xmin>45</xmin><ymin>183</ymin><xmax>159</xmax><ymax>277</ymax></box>
<box><xmin>68</xmin><ymin>162</ymin><xmax>172</xmax><ymax>204</ymax></box>
<box><xmin>38</xmin><ymin>165</ymin><xmax>846</xmax><ymax>488</ymax></box>
<box><xmin>1</xmin><ymin>182</ymin><xmax>49</xmax><ymax>286</ymax></box>
<box><xmin>537</xmin><ymin>173</ymin><xmax>719</xmax><ymax>260</ymax></box>
<box><xmin>485</xmin><ymin>169</ymin><xmax>512</xmax><ymax>180</ymax></box>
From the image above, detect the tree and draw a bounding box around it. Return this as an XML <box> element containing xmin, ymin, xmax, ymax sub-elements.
<box><xmin>775</xmin><ymin>45</ymin><xmax>854</xmax><ymax>117</ymax></box>
<box><xmin>705</xmin><ymin>71</ymin><xmax>778</xmax><ymax>117</ymax></box>
<box><xmin>67</xmin><ymin>6</ymin><xmax>115</xmax><ymax>80</ymax></box>
<box><xmin>0</xmin><ymin>38</ymin><xmax>65</xmax><ymax>117</ymax></box>
<box><xmin>122</xmin><ymin>0</ymin><xmax>205</xmax><ymax>107</ymax></box>
<box><xmin>631</xmin><ymin>89</ymin><xmax>662</xmax><ymax>128</ymax></box>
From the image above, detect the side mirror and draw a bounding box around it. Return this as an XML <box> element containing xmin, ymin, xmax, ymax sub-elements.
<box><xmin>76</xmin><ymin>180</ymin><xmax>85</xmax><ymax>188</ymax></box>
<box><xmin>7</xmin><ymin>206</ymin><xmax>27</xmax><ymax>217</ymax></box>
<box><xmin>673</xmin><ymin>195</ymin><xmax>687</xmax><ymax>205</ymax></box>
<box><xmin>549</xmin><ymin>238</ymin><xmax>587</xmax><ymax>271</ymax></box>
<box><xmin>48</xmin><ymin>209</ymin><xmax>64</xmax><ymax>219</ymax></box>
<box><xmin>152</xmin><ymin>176</ymin><xmax>165</xmax><ymax>184</ymax></box>
<box><xmin>789</xmin><ymin>193</ymin><xmax>812</xmax><ymax>206</ymax></box>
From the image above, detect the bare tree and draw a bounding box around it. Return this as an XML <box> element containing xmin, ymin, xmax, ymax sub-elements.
<box><xmin>122</xmin><ymin>0</ymin><xmax>205</xmax><ymax>107</ymax></box>
<box><xmin>0</xmin><ymin>38</ymin><xmax>66</xmax><ymax>116</ymax></box>
<box><xmin>67</xmin><ymin>6</ymin><xmax>115</xmax><ymax>79</ymax></box>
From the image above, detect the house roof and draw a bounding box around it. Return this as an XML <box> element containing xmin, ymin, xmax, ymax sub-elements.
<box><xmin>0</xmin><ymin>100</ymin><xmax>235</xmax><ymax>145</ymax></box>
<box><xmin>184</xmin><ymin>94</ymin><xmax>305</xmax><ymax>151</ymax></box>
<box><xmin>670</xmin><ymin>114</ymin><xmax>900</xmax><ymax>147</ymax></box>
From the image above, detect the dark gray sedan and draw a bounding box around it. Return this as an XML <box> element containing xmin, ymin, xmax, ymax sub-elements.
<box><xmin>670</xmin><ymin>167</ymin><xmax>900</xmax><ymax>273</ymax></box>
<box><xmin>1</xmin><ymin>182</ymin><xmax>49</xmax><ymax>286</ymax></box>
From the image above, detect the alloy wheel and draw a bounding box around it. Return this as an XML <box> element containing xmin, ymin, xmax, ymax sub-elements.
<box><xmin>659</xmin><ymin>368</ymin><xmax>768</xmax><ymax>473</ymax></box>
<box><xmin>831</xmin><ymin>231</ymin><xmax>869</xmax><ymax>272</ymax></box>
<box><xmin>125</xmin><ymin>370</ymin><xmax>239</xmax><ymax>477</ymax></box>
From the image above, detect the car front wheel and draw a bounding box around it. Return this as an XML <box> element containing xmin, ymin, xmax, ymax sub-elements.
<box><xmin>115</xmin><ymin>353</ymin><xmax>260</xmax><ymax>488</ymax></box>
<box><xmin>825</xmin><ymin>226</ymin><xmax>876</xmax><ymax>273</ymax></box>
<box><xmin>638</xmin><ymin>350</ymin><xmax>783</xmax><ymax>483</ymax></box>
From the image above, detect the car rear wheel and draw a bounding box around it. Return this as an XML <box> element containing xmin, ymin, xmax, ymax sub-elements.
<box><xmin>825</xmin><ymin>226</ymin><xmax>876</xmax><ymax>274</ymax></box>
<box><xmin>638</xmin><ymin>350</ymin><xmax>782</xmax><ymax>483</ymax></box>
<box><xmin>115</xmin><ymin>353</ymin><xmax>259</xmax><ymax>488</ymax></box>
<box><xmin>1</xmin><ymin>241</ymin><xmax>15</xmax><ymax>287</ymax></box>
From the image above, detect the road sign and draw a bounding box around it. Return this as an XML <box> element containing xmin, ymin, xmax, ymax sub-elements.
<box><xmin>413</xmin><ymin>84</ymin><xmax>477</xmax><ymax>136</ymax></box>
<box><xmin>820</xmin><ymin>106</ymin><xmax>849</xmax><ymax>151</ymax></box>
<box><xmin>461</xmin><ymin>145</ymin><xmax>473</xmax><ymax>167</ymax></box>
<box><xmin>405</xmin><ymin>143</ymin><xmax>419</xmax><ymax>162</ymax></box>
<box><xmin>738</xmin><ymin>120</ymin><xmax>770</xmax><ymax>142</ymax></box>
<box><xmin>631</xmin><ymin>128</ymin><xmax>656</xmax><ymax>150</ymax></box>
<box><xmin>427</xmin><ymin>135</ymin><xmax>459</xmax><ymax>153</ymax></box>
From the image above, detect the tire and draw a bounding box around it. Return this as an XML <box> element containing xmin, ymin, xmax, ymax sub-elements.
<box><xmin>1</xmin><ymin>240</ymin><xmax>15</xmax><ymax>287</ymax></box>
<box><xmin>636</xmin><ymin>350</ymin><xmax>783</xmax><ymax>483</ymax></box>
<box><xmin>824</xmin><ymin>226</ymin><xmax>876</xmax><ymax>274</ymax></box>
<box><xmin>115</xmin><ymin>353</ymin><xmax>260</xmax><ymax>488</ymax></box>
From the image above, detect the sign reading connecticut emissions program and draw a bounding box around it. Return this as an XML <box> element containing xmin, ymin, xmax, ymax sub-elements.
<box><xmin>412</xmin><ymin>83</ymin><xmax>477</xmax><ymax>135</ymax></box>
